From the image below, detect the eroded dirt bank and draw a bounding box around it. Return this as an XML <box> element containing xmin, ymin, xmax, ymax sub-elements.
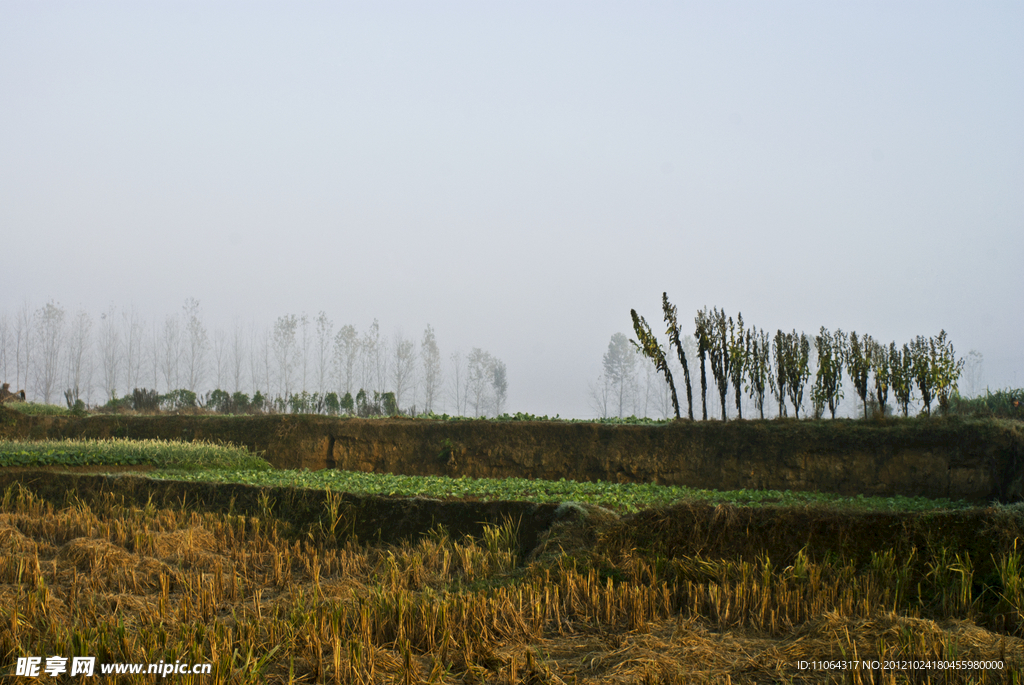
<box><xmin>3</xmin><ymin>410</ymin><xmax>1023</xmax><ymax>501</ymax></box>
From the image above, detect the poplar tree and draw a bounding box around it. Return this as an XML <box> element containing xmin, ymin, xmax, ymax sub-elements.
<box><xmin>662</xmin><ymin>294</ymin><xmax>693</xmax><ymax>420</ymax></box>
<box><xmin>847</xmin><ymin>331</ymin><xmax>873</xmax><ymax>418</ymax></box>
<box><xmin>694</xmin><ymin>309</ymin><xmax>711</xmax><ymax>420</ymax></box>
<box><xmin>744</xmin><ymin>327</ymin><xmax>771</xmax><ymax>419</ymax></box>
<box><xmin>631</xmin><ymin>309</ymin><xmax>680</xmax><ymax>419</ymax></box>
<box><xmin>707</xmin><ymin>308</ymin><xmax>731</xmax><ymax>420</ymax></box>
<box><xmin>890</xmin><ymin>342</ymin><xmax>914</xmax><ymax>417</ymax></box>
<box><xmin>910</xmin><ymin>335</ymin><xmax>934</xmax><ymax>415</ymax></box>
<box><xmin>870</xmin><ymin>339</ymin><xmax>890</xmax><ymax>416</ymax></box>
<box><xmin>784</xmin><ymin>331</ymin><xmax>811</xmax><ymax>419</ymax></box>
<box><xmin>728</xmin><ymin>313</ymin><xmax>745</xmax><ymax>419</ymax></box>
<box><xmin>771</xmin><ymin>330</ymin><xmax>788</xmax><ymax>417</ymax></box>
<box><xmin>812</xmin><ymin>327</ymin><xmax>846</xmax><ymax>419</ymax></box>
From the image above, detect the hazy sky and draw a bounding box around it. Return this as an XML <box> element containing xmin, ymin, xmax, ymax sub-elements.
<box><xmin>2</xmin><ymin>2</ymin><xmax>1021</xmax><ymax>417</ymax></box>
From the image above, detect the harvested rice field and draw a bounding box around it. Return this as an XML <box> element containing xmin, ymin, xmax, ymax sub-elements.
<box><xmin>1</xmin><ymin>475</ymin><xmax>1023</xmax><ymax>683</ymax></box>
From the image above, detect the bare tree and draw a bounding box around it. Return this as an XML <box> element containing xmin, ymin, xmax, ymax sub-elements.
<box><xmin>33</xmin><ymin>300</ymin><xmax>66</xmax><ymax>404</ymax></box>
<box><xmin>0</xmin><ymin>313</ymin><xmax>10</xmax><ymax>385</ymax></box>
<box><xmin>65</xmin><ymin>309</ymin><xmax>93</xmax><ymax>405</ymax></box>
<box><xmin>121</xmin><ymin>305</ymin><xmax>145</xmax><ymax>393</ymax></box>
<box><xmin>182</xmin><ymin>298</ymin><xmax>209</xmax><ymax>393</ymax></box>
<box><xmin>390</xmin><ymin>331</ymin><xmax>416</xmax><ymax>411</ymax></box>
<box><xmin>231</xmin><ymin>320</ymin><xmax>246</xmax><ymax>393</ymax></box>
<box><xmin>333</xmin><ymin>324</ymin><xmax>359</xmax><ymax>397</ymax></box>
<box><xmin>313</xmin><ymin>311</ymin><xmax>333</xmax><ymax>396</ymax></box>
<box><xmin>964</xmin><ymin>349</ymin><xmax>984</xmax><ymax>398</ymax></box>
<box><xmin>212</xmin><ymin>328</ymin><xmax>228</xmax><ymax>391</ymax></box>
<box><xmin>272</xmin><ymin>314</ymin><xmax>299</xmax><ymax>399</ymax></box>
<box><xmin>490</xmin><ymin>357</ymin><xmax>508</xmax><ymax>415</ymax></box>
<box><xmin>98</xmin><ymin>306</ymin><xmax>121</xmax><ymax>401</ymax></box>
<box><xmin>467</xmin><ymin>348</ymin><xmax>493</xmax><ymax>417</ymax></box>
<box><xmin>160</xmin><ymin>315</ymin><xmax>182</xmax><ymax>392</ymax></box>
<box><xmin>360</xmin><ymin>320</ymin><xmax>383</xmax><ymax>395</ymax></box>
<box><xmin>603</xmin><ymin>333</ymin><xmax>638</xmax><ymax>419</ymax></box>
<box><xmin>447</xmin><ymin>350</ymin><xmax>469</xmax><ymax>416</ymax></box>
<box><xmin>14</xmin><ymin>301</ymin><xmax>32</xmax><ymax>396</ymax></box>
<box><xmin>420</xmin><ymin>325</ymin><xmax>442</xmax><ymax>414</ymax></box>
<box><xmin>298</xmin><ymin>313</ymin><xmax>310</xmax><ymax>393</ymax></box>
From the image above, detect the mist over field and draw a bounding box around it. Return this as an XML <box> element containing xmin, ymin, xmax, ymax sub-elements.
<box><xmin>1</xmin><ymin>2</ymin><xmax>1021</xmax><ymax>418</ymax></box>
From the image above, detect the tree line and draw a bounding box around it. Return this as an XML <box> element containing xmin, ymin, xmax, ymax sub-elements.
<box><xmin>0</xmin><ymin>299</ymin><xmax>508</xmax><ymax>417</ymax></box>
<box><xmin>618</xmin><ymin>293</ymin><xmax>964</xmax><ymax>421</ymax></box>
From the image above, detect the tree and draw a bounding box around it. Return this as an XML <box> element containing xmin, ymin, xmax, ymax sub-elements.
<box><xmin>727</xmin><ymin>313</ymin><xmax>745</xmax><ymax>420</ymax></box>
<box><xmin>33</xmin><ymin>301</ymin><xmax>66</xmax><ymax>404</ymax></box>
<box><xmin>630</xmin><ymin>309</ymin><xmax>680</xmax><ymax>419</ymax></box>
<box><xmin>272</xmin><ymin>314</ymin><xmax>299</xmax><ymax>399</ymax></box>
<box><xmin>890</xmin><ymin>342</ymin><xmax>914</xmax><ymax>417</ymax></box>
<box><xmin>230</xmin><ymin>320</ymin><xmax>246</xmax><ymax>393</ymax></box>
<box><xmin>333</xmin><ymin>324</ymin><xmax>359</xmax><ymax>398</ymax></box>
<box><xmin>467</xmin><ymin>348</ymin><xmax>493</xmax><ymax>417</ymax></box>
<box><xmin>603</xmin><ymin>332</ymin><xmax>639</xmax><ymax>419</ymax></box>
<box><xmin>694</xmin><ymin>309</ymin><xmax>711</xmax><ymax>420</ymax></box>
<box><xmin>98</xmin><ymin>306</ymin><xmax>121</xmax><ymax>402</ymax></box>
<box><xmin>963</xmin><ymin>350</ymin><xmax>984</xmax><ymax>398</ymax></box>
<box><xmin>490</xmin><ymin>358</ymin><xmax>508</xmax><ymax>415</ymax></box>
<box><xmin>705</xmin><ymin>308</ymin><xmax>732</xmax><ymax>421</ymax></box>
<box><xmin>390</xmin><ymin>332</ymin><xmax>416</xmax><ymax>411</ymax></box>
<box><xmin>14</xmin><ymin>302</ymin><xmax>32</xmax><ymax>397</ymax></box>
<box><xmin>869</xmin><ymin>338</ymin><xmax>890</xmax><ymax>416</ymax></box>
<box><xmin>420</xmin><ymin>325</ymin><xmax>442</xmax><ymax>414</ymax></box>
<box><xmin>447</xmin><ymin>350</ymin><xmax>470</xmax><ymax>416</ymax></box>
<box><xmin>183</xmin><ymin>298</ymin><xmax>209</xmax><ymax>394</ymax></box>
<box><xmin>910</xmin><ymin>335</ymin><xmax>935</xmax><ymax>415</ymax></box>
<box><xmin>847</xmin><ymin>331</ymin><xmax>873</xmax><ymax>419</ymax></box>
<box><xmin>121</xmin><ymin>305</ymin><xmax>145</xmax><ymax>394</ymax></box>
<box><xmin>65</xmin><ymin>309</ymin><xmax>93</xmax><ymax>405</ymax></box>
<box><xmin>160</xmin><ymin>315</ymin><xmax>181</xmax><ymax>394</ymax></box>
<box><xmin>770</xmin><ymin>330</ymin><xmax>788</xmax><ymax>417</ymax></box>
<box><xmin>932</xmin><ymin>330</ymin><xmax>964</xmax><ymax>415</ymax></box>
<box><xmin>811</xmin><ymin>328</ymin><xmax>845</xmax><ymax>419</ymax></box>
<box><xmin>661</xmin><ymin>295</ymin><xmax>693</xmax><ymax>420</ymax></box>
<box><xmin>744</xmin><ymin>327</ymin><xmax>771</xmax><ymax>419</ymax></box>
<box><xmin>783</xmin><ymin>331</ymin><xmax>811</xmax><ymax>419</ymax></box>
<box><xmin>313</xmin><ymin>312</ymin><xmax>333</xmax><ymax>396</ymax></box>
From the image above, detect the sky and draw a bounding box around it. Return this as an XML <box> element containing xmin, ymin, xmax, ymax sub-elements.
<box><xmin>1</xmin><ymin>1</ymin><xmax>1022</xmax><ymax>417</ymax></box>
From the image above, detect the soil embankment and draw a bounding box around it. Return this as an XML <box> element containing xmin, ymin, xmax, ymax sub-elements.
<box><xmin>3</xmin><ymin>409</ymin><xmax>1023</xmax><ymax>501</ymax></box>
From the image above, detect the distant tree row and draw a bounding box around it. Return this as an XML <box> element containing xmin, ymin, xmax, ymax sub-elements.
<box><xmin>627</xmin><ymin>293</ymin><xmax>964</xmax><ymax>420</ymax></box>
<box><xmin>0</xmin><ymin>300</ymin><xmax>508</xmax><ymax>417</ymax></box>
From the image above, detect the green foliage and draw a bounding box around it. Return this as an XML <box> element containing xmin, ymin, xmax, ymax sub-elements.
<box><xmin>4</xmin><ymin>402</ymin><xmax>72</xmax><ymax>416</ymax></box>
<box><xmin>150</xmin><ymin>466</ymin><xmax>974</xmax><ymax>514</ymax></box>
<box><xmin>324</xmin><ymin>392</ymin><xmax>340</xmax><ymax>415</ymax></box>
<box><xmin>911</xmin><ymin>335</ymin><xmax>935</xmax><ymax>415</ymax></box>
<box><xmin>340</xmin><ymin>391</ymin><xmax>354</xmax><ymax>415</ymax></box>
<box><xmin>695</xmin><ymin>308</ymin><xmax>711</xmax><ymax>420</ymax></box>
<box><xmin>932</xmin><ymin>330</ymin><xmax>965</xmax><ymax>415</ymax></box>
<box><xmin>162</xmin><ymin>388</ymin><xmax>197</xmax><ymax>411</ymax></box>
<box><xmin>0</xmin><ymin>438</ymin><xmax>270</xmax><ymax>471</ymax></box>
<box><xmin>947</xmin><ymin>388</ymin><xmax>1024</xmax><ymax>420</ymax></box>
<box><xmin>630</xmin><ymin>308</ymin><xmax>680</xmax><ymax>419</ymax></box>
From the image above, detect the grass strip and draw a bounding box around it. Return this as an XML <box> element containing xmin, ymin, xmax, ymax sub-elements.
<box><xmin>0</xmin><ymin>438</ymin><xmax>271</xmax><ymax>471</ymax></box>
<box><xmin>147</xmin><ymin>467</ymin><xmax>975</xmax><ymax>513</ymax></box>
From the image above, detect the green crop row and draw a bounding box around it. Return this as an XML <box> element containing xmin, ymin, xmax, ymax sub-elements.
<box><xmin>0</xmin><ymin>438</ymin><xmax>271</xmax><ymax>471</ymax></box>
<box><xmin>147</xmin><ymin>467</ymin><xmax>974</xmax><ymax>513</ymax></box>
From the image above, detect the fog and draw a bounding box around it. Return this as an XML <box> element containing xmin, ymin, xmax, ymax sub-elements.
<box><xmin>2</xmin><ymin>2</ymin><xmax>1021</xmax><ymax>417</ymax></box>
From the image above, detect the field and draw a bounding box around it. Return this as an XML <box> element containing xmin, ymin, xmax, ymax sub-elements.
<box><xmin>2</xmin><ymin>431</ymin><xmax>1024</xmax><ymax>683</ymax></box>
